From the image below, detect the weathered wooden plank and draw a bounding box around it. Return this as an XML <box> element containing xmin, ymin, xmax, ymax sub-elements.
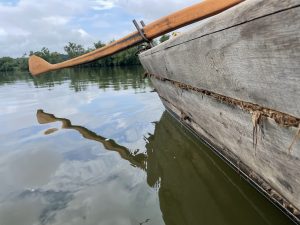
<box><xmin>142</xmin><ymin>0</ymin><xmax>300</xmax><ymax>55</ymax></box>
<box><xmin>150</xmin><ymin>77</ymin><xmax>300</xmax><ymax>211</ymax></box>
<box><xmin>140</xmin><ymin>0</ymin><xmax>300</xmax><ymax>118</ymax></box>
<box><xmin>146</xmin><ymin>112</ymin><xmax>295</xmax><ymax>225</ymax></box>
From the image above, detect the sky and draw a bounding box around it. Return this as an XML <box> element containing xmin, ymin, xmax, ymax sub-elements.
<box><xmin>0</xmin><ymin>0</ymin><xmax>200</xmax><ymax>57</ymax></box>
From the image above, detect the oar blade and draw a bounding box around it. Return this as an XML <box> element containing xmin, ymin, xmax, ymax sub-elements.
<box><xmin>29</xmin><ymin>55</ymin><xmax>54</xmax><ymax>76</ymax></box>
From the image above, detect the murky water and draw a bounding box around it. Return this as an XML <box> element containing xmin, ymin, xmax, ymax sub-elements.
<box><xmin>0</xmin><ymin>67</ymin><xmax>294</xmax><ymax>225</ymax></box>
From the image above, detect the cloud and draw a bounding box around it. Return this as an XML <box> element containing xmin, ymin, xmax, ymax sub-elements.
<box><xmin>77</xmin><ymin>28</ymin><xmax>90</xmax><ymax>38</ymax></box>
<box><xmin>113</xmin><ymin>0</ymin><xmax>201</xmax><ymax>21</ymax></box>
<box><xmin>0</xmin><ymin>0</ymin><xmax>96</xmax><ymax>57</ymax></box>
<box><xmin>42</xmin><ymin>16</ymin><xmax>69</xmax><ymax>26</ymax></box>
<box><xmin>0</xmin><ymin>28</ymin><xmax>7</xmax><ymax>37</ymax></box>
<box><xmin>92</xmin><ymin>0</ymin><xmax>115</xmax><ymax>10</ymax></box>
<box><xmin>0</xmin><ymin>0</ymin><xmax>202</xmax><ymax>57</ymax></box>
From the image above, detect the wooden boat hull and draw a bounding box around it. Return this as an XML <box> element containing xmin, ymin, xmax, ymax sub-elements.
<box><xmin>139</xmin><ymin>0</ymin><xmax>300</xmax><ymax>222</ymax></box>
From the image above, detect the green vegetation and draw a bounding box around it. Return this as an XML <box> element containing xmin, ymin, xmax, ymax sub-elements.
<box><xmin>0</xmin><ymin>56</ymin><xmax>30</xmax><ymax>72</ymax></box>
<box><xmin>159</xmin><ymin>34</ymin><xmax>170</xmax><ymax>43</ymax></box>
<box><xmin>30</xmin><ymin>47</ymin><xmax>67</xmax><ymax>64</ymax></box>
<box><xmin>0</xmin><ymin>36</ymin><xmax>168</xmax><ymax>72</ymax></box>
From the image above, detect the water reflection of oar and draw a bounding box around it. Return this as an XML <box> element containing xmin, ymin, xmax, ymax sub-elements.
<box><xmin>29</xmin><ymin>0</ymin><xmax>242</xmax><ymax>76</ymax></box>
<box><xmin>36</xmin><ymin>109</ymin><xmax>147</xmax><ymax>170</ymax></box>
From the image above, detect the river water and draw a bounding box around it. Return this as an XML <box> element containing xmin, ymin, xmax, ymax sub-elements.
<box><xmin>0</xmin><ymin>67</ymin><xmax>293</xmax><ymax>225</ymax></box>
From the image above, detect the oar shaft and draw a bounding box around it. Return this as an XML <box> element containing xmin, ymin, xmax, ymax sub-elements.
<box><xmin>55</xmin><ymin>31</ymin><xmax>143</xmax><ymax>69</ymax></box>
<box><xmin>144</xmin><ymin>0</ymin><xmax>242</xmax><ymax>39</ymax></box>
<box><xmin>29</xmin><ymin>0</ymin><xmax>243</xmax><ymax>76</ymax></box>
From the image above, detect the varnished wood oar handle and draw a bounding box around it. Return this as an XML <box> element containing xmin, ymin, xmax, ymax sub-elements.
<box><xmin>29</xmin><ymin>0</ymin><xmax>243</xmax><ymax>76</ymax></box>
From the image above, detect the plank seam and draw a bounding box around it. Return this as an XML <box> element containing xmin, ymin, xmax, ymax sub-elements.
<box><xmin>145</xmin><ymin>72</ymin><xmax>300</xmax><ymax>128</ymax></box>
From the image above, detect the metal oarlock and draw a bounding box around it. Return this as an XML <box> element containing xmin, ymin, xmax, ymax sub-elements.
<box><xmin>132</xmin><ymin>19</ymin><xmax>154</xmax><ymax>48</ymax></box>
<box><xmin>140</xmin><ymin>20</ymin><xmax>146</xmax><ymax>27</ymax></box>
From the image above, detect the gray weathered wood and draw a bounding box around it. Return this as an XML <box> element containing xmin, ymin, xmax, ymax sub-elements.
<box><xmin>150</xmin><ymin>77</ymin><xmax>300</xmax><ymax>211</ymax></box>
<box><xmin>140</xmin><ymin>0</ymin><xmax>300</xmax><ymax>118</ymax></box>
<box><xmin>139</xmin><ymin>0</ymin><xmax>300</xmax><ymax>218</ymax></box>
<box><xmin>143</xmin><ymin>0</ymin><xmax>300</xmax><ymax>55</ymax></box>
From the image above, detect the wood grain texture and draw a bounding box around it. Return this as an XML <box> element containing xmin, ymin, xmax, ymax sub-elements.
<box><xmin>142</xmin><ymin>0</ymin><xmax>300</xmax><ymax>55</ymax></box>
<box><xmin>150</xmin><ymin>77</ymin><xmax>300</xmax><ymax>211</ymax></box>
<box><xmin>143</xmin><ymin>0</ymin><xmax>242</xmax><ymax>39</ymax></box>
<box><xmin>146</xmin><ymin>112</ymin><xmax>295</xmax><ymax>225</ymax></box>
<box><xmin>140</xmin><ymin>0</ymin><xmax>300</xmax><ymax>118</ymax></box>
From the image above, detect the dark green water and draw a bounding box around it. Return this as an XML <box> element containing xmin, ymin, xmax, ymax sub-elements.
<box><xmin>0</xmin><ymin>67</ymin><xmax>293</xmax><ymax>225</ymax></box>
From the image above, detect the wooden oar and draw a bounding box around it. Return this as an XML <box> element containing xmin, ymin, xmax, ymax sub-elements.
<box><xmin>29</xmin><ymin>0</ymin><xmax>243</xmax><ymax>76</ymax></box>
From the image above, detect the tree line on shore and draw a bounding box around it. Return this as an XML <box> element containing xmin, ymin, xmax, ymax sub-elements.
<box><xmin>0</xmin><ymin>34</ymin><xmax>170</xmax><ymax>72</ymax></box>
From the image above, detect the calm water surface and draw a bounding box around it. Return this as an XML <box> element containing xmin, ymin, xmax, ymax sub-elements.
<box><xmin>0</xmin><ymin>67</ymin><xmax>293</xmax><ymax>225</ymax></box>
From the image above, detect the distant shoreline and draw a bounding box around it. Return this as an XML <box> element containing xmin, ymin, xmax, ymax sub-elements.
<box><xmin>0</xmin><ymin>35</ymin><xmax>171</xmax><ymax>73</ymax></box>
